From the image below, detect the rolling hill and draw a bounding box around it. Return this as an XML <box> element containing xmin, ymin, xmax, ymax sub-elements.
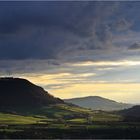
<box><xmin>64</xmin><ymin>96</ymin><xmax>133</xmax><ymax>111</ymax></box>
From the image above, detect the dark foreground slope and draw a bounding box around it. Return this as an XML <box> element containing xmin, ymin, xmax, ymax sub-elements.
<box><xmin>65</xmin><ymin>96</ymin><xmax>133</xmax><ymax>111</ymax></box>
<box><xmin>119</xmin><ymin>105</ymin><xmax>140</xmax><ymax>121</ymax></box>
<box><xmin>0</xmin><ymin>77</ymin><xmax>63</xmax><ymax>110</ymax></box>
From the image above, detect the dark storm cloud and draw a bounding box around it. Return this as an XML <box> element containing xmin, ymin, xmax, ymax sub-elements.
<box><xmin>0</xmin><ymin>1</ymin><xmax>121</xmax><ymax>60</ymax></box>
<box><xmin>111</xmin><ymin>18</ymin><xmax>132</xmax><ymax>32</ymax></box>
<box><xmin>128</xmin><ymin>43</ymin><xmax>140</xmax><ymax>50</ymax></box>
<box><xmin>0</xmin><ymin>1</ymin><xmax>140</xmax><ymax>74</ymax></box>
<box><xmin>0</xmin><ymin>59</ymin><xmax>62</xmax><ymax>75</ymax></box>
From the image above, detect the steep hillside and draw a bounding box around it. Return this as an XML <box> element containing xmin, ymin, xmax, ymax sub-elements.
<box><xmin>0</xmin><ymin>77</ymin><xmax>63</xmax><ymax>110</ymax></box>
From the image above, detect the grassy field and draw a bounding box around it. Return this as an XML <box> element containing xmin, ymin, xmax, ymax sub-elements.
<box><xmin>0</xmin><ymin>113</ymin><xmax>44</xmax><ymax>125</ymax></box>
<box><xmin>0</xmin><ymin>104</ymin><xmax>140</xmax><ymax>138</ymax></box>
<box><xmin>38</xmin><ymin>104</ymin><xmax>93</xmax><ymax>118</ymax></box>
<box><xmin>0</xmin><ymin>104</ymin><xmax>123</xmax><ymax>125</ymax></box>
<box><xmin>92</xmin><ymin>111</ymin><xmax>123</xmax><ymax>122</ymax></box>
<box><xmin>0</xmin><ymin>104</ymin><xmax>93</xmax><ymax>125</ymax></box>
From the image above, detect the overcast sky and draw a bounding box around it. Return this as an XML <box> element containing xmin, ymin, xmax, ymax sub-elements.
<box><xmin>1</xmin><ymin>1</ymin><xmax>140</xmax><ymax>103</ymax></box>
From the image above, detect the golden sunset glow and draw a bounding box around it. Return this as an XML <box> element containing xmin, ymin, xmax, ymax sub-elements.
<box><xmin>49</xmin><ymin>83</ymin><xmax>140</xmax><ymax>103</ymax></box>
<box><xmin>19</xmin><ymin>71</ymin><xmax>140</xmax><ymax>104</ymax></box>
<box><xmin>71</xmin><ymin>60</ymin><xmax>140</xmax><ymax>67</ymax></box>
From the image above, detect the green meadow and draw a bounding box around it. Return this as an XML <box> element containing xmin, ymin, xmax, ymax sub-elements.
<box><xmin>0</xmin><ymin>104</ymin><xmax>140</xmax><ymax>139</ymax></box>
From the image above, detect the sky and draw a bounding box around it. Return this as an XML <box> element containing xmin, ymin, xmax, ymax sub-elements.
<box><xmin>1</xmin><ymin>1</ymin><xmax>140</xmax><ymax>103</ymax></box>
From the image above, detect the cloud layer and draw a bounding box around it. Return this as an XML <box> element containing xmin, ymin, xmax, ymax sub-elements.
<box><xmin>0</xmin><ymin>1</ymin><xmax>139</xmax><ymax>62</ymax></box>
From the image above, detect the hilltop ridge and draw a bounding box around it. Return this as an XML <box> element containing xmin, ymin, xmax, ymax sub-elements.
<box><xmin>64</xmin><ymin>96</ymin><xmax>133</xmax><ymax>111</ymax></box>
